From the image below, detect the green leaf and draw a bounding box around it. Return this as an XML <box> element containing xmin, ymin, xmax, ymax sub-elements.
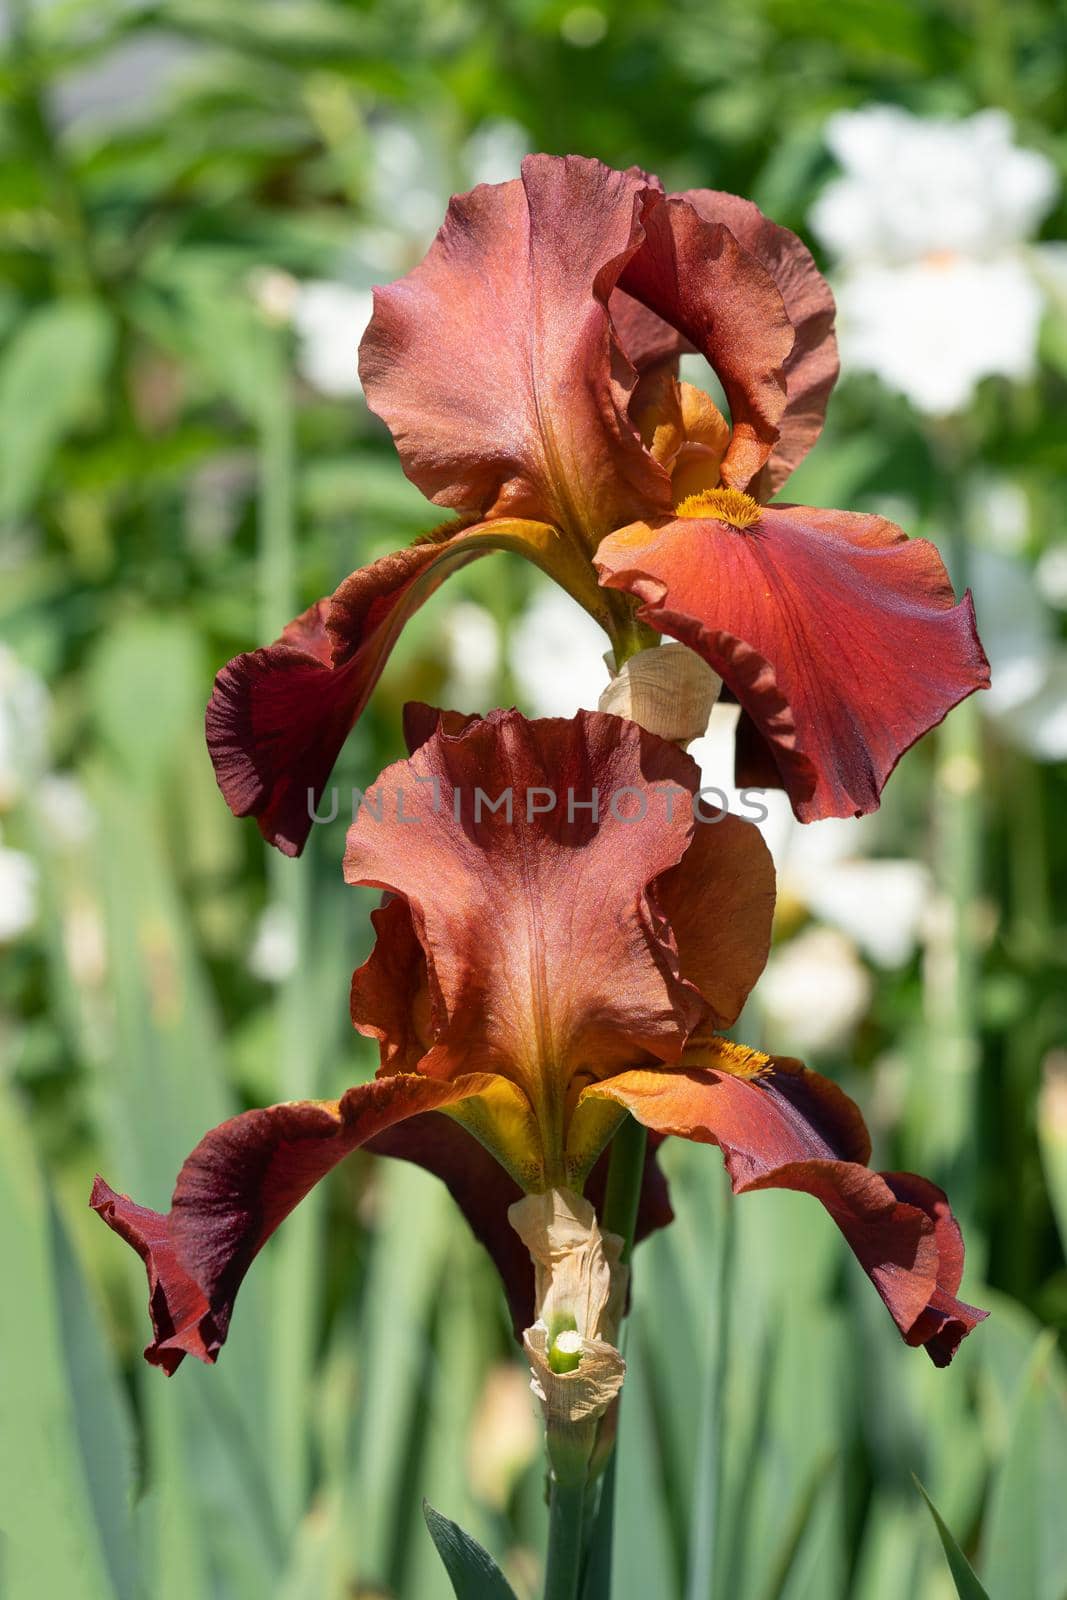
<box><xmin>50</xmin><ymin>1199</ymin><xmax>140</xmax><ymax>1600</ymax></box>
<box><xmin>611</xmin><ymin>1307</ymin><xmax>681</xmax><ymax>1600</ymax></box>
<box><xmin>422</xmin><ymin>1501</ymin><xmax>518</xmax><ymax>1600</ymax></box>
<box><xmin>87</xmin><ymin>615</ymin><xmax>204</xmax><ymax>787</ymax></box>
<box><xmin>0</xmin><ymin>298</ymin><xmax>114</xmax><ymax>521</ymax></box>
<box><xmin>981</xmin><ymin>1332</ymin><xmax>1067</xmax><ymax>1600</ymax></box>
<box><xmin>914</xmin><ymin>1476</ymin><xmax>990</xmax><ymax>1600</ymax></box>
<box><xmin>0</xmin><ymin>1083</ymin><xmax>130</xmax><ymax>1600</ymax></box>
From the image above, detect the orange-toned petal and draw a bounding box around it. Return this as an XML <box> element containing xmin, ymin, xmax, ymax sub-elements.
<box><xmin>343</xmin><ymin>708</ymin><xmax>705</xmax><ymax>1180</ymax></box>
<box><xmin>206</xmin><ymin>517</ymin><xmax>579</xmax><ymax>856</ymax></box>
<box><xmin>681</xmin><ymin>189</ymin><xmax>838</xmax><ymax>496</ymax></box>
<box><xmin>359</xmin><ymin>155</ymin><xmax>672</xmax><ymax>540</ymax></box>
<box><xmin>90</xmin><ymin>1072</ymin><xmax>502</xmax><ymax>1372</ymax></box>
<box><xmin>619</xmin><ymin>195</ymin><xmax>794</xmax><ymax>491</ymax></box>
<box><xmin>582</xmin><ymin>1056</ymin><xmax>986</xmax><ymax>1365</ymax></box>
<box><xmin>596</xmin><ymin>503</ymin><xmax>989</xmax><ymax>820</ymax></box>
<box><xmin>632</xmin><ymin>371</ymin><xmax>730</xmax><ymax>502</ymax></box>
<box><xmin>655</xmin><ymin>807</ymin><xmax>776</xmax><ymax>1028</ymax></box>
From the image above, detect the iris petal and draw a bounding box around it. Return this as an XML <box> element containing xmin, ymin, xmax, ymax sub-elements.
<box><xmin>618</xmin><ymin>194</ymin><xmax>795</xmax><ymax>490</ymax></box>
<box><xmin>206</xmin><ymin>517</ymin><xmax>567</xmax><ymax>856</ymax></box>
<box><xmin>680</xmin><ymin>188</ymin><xmax>839</xmax><ymax>495</ymax></box>
<box><xmin>359</xmin><ymin>154</ymin><xmax>672</xmax><ymax>538</ymax></box>
<box><xmin>596</xmin><ymin>503</ymin><xmax>990</xmax><ymax>820</ymax></box>
<box><xmin>91</xmin><ymin>1073</ymin><xmax>504</xmax><ymax>1371</ymax></box>
<box><xmin>343</xmin><ymin>707</ymin><xmax>705</xmax><ymax>1181</ymax></box>
<box><xmin>582</xmin><ymin>1053</ymin><xmax>986</xmax><ymax>1365</ymax></box>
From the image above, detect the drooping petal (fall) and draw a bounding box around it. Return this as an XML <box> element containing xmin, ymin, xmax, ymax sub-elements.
<box><xmin>359</xmin><ymin>155</ymin><xmax>672</xmax><ymax>538</ymax></box>
<box><xmin>596</xmin><ymin>502</ymin><xmax>990</xmax><ymax>820</ymax></box>
<box><xmin>91</xmin><ymin>1072</ymin><xmax>504</xmax><ymax>1372</ymax></box>
<box><xmin>681</xmin><ymin>189</ymin><xmax>838</xmax><ymax>496</ymax></box>
<box><xmin>206</xmin><ymin>517</ymin><xmax>571</xmax><ymax>856</ymax></box>
<box><xmin>343</xmin><ymin>707</ymin><xmax>705</xmax><ymax>1185</ymax></box>
<box><xmin>618</xmin><ymin>194</ymin><xmax>795</xmax><ymax>491</ymax></box>
<box><xmin>582</xmin><ymin>1051</ymin><xmax>986</xmax><ymax>1365</ymax></box>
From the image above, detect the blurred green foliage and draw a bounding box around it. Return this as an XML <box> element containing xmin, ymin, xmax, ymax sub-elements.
<box><xmin>1</xmin><ymin>0</ymin><xmax>1066</xmax><ymax>1597</ymax></box>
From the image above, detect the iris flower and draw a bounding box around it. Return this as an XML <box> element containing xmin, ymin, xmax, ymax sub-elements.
<box><xmin>207</xmin><ymin>154</ymin><xmax>988</xmax><ymax>855</ymax></box>
<box><xmin>94</xmin><ymin>707</ymin><xmax>984</xmax><ymax>1371</ymax></box>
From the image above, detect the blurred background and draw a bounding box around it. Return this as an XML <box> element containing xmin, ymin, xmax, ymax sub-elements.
<box><xmin>1</xmin><ymin>0</ymin><xmax>1066</xmax><ymax>1596</ymax></box>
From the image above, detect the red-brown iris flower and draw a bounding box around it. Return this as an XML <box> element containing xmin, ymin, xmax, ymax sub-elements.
<box><xmin>206</xmin><ymin>154</ymin><xmax>989</xmax><ymax>855</ymax></box>
<box><xmin>94</xmin><ymin>707</ymin><xmax>985</xmax><ymax>1372</ymax></box>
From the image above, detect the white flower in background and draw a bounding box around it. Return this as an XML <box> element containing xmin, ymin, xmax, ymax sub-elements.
<box><xmin>38</xmin><ymin>775</ymin><xmax>96</xmax><ymax>850</ymax></box>
<box><xmin>1036</xmin><ymin>544</ymin><xmax>1067</xmax><ymax>610</ymax></box>
<box><xmin>971</xmin><ymin>547</ymin><xmax>1051</xmax><ymax>716</ymax></box>
<box><xmin>508</xmin><ymin>583</ymin><xmax>608</xmax><ymax>718</ymax></box>
<box><xmin>0</xmin><ymin>834</ymin><xmax>38</xmax><ymax>943</ymax></box>
<box><xmin>834</xmin><ymin>258</ymin><xmax>1045</xmax><ymax>413</ymax></box>
<box><xmin>248</xmin><ymin>903</ymin><xmax>298</xmax><ymax>984</ymax></box>
<box><xmin>970</xmin><ymin>547</ymin><xmax>1067</xmax><ymax>761</ymax></box>
<box><xmin>456</xmin><ymin>118</ymin><xmax>530</xmax><ymax>190</ymax></box>
<box><xmin>813</xmin><ymin>107</ymin><xmax>1056</xmax><ymax>263</ymax></box>
<box><xmin>285</xmin><ymin>115</ymin><xmax>529</xmax><ymax>398</ymax></box>
<box><xmin>0</xmin><ymin>645</ymin><xmax>49</xmax><ymax>811</ymax></box>
<box><xmin>441</xmin><ymin>601</ymin><xmax>501</xmax><ymax>709</ymax></box>
<box><xmin>694</xmin><ymin>719</ymin><xmax>930</xmax><ymax>971</ymax></box>
<box><xmin>1001</xmin><ymin>657</ymin><xmax>1067</xmax><ymax>761</ymax></box>
<box><xmin>811</xmin><ymin>107</ymin><xmax>1060</xmax><ymax>414</ymax></box>
<box><xmin>291</xmin><ymin>281</ymin><xmax>376</xmax><ymax>398</ymax></box>
<box><xmin>688</xmin><ymin>703</ymin><xmax>795</xmax><ymax>854</ymax></box>
<box><xmin>853</xmin><ymin>486</ymin><xmax>1066</xmax><ymax>763</ymax></box>
<box><xmin>964</xmin><ymin>475</ymin><xmax>1031</xmax><ymax>557</ymax></box>
<box><xmin>759</xmin><ymin>927</ymin><xmax>873</xmax><ymax>1054</ymax></box>
<box><xmin>774</xmin><ymin>815</ymin><xmax>932</xmax><ymax>970</ymax></box>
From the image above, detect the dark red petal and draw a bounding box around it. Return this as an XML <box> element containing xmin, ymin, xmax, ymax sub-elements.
<box><xmin>586</xmin><ymin>1058</ymin><xmax>986</xmax><ymax>1365</ymax></box>
<box><xmin>733</xmin><ymin>706</ymin><xmax>788</xmax><ymax>792</ymax></box>
<box><xmin>619</xmin><ymin>196</ymin><xmax>795</xmax><ymax>491</ymax></box>
<box><xmin>205</xmin><ymin>519</ymin><xmax>553</xmax><ymax>855</ymax></box>
<box><xmin>680</xmin><ymin>190</ymin><xmax>838</xmax><ymax>496</ymax></box>
<box><xmin>359</xmin><ymin>155</ymin><xmax>672</xmax><ymax>537</ymax></box>
<box><xmin>596</xmin><ymin>503</ymin><xmax>990</xmax><ymax>820</ymax></box>
<box><xmin>91</xmin><ymin>1073</ymin><xmax>500</xmax><ymax>1372</ymax></box>
<box><xmin>89</xmin><ymin>1178</ymin><xmax>215</xmax><ymax>1376</ymax></box>
<box><xmin>878</xmin><ymin>1171</ymin><xmax>979</xmax><ymax>1363</ymax></box>
<box><xmin>402</xmin><ymin>701</ymin><xmax>481</xmax><ymax>755</ymax></box>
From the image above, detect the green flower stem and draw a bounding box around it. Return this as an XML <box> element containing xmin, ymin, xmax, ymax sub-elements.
<box><xmin>571</xmin><ymin>1113</ymin><xmax>649</xmax><ymax>1597</ymax></box>
<box><xmin>599</xmin><ymin>1112</ymin><xmax>648</xmax><ymax>1263</ymax></box>
<box><xmin>257</xmin><ymin>329</ymin><xmax>316</xmax><ymax>1530</ymax></box>
<box><xmin>926</xmin><ymin>422</ymin><xmax>985</xmax><ymax>1220</ymax></box>
<box><xmin>544</xmin><ymin>1475</ymin><xmax>587</xmax><ymax>1600</ymax></box>
<box><xmin>608</xmin><ymin>608</ymin><xmax>661</xmax><ymax>671</ymax></box>
<box><xmin>931</xmin><ymin>695</ymin><xmax>983</xmax><ymax>1209</ymax></box>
